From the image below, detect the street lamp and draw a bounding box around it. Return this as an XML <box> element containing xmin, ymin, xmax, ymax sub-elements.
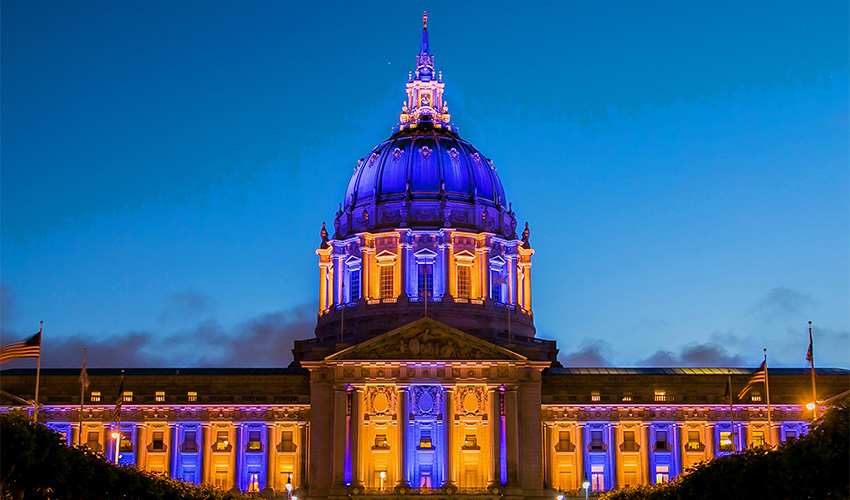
<box><xmin>379</xmin><ymin>471</ymin><xmax>386</xmax><ymax>490</ymax></box>
<box><xmin>557</xmin><ymin>494</ymin><xmax>564</xmax><ymax>500</ymax></box>
<box><xmin>582</xmin><ymin>479</ymin><xmax>591</xmax><ymax>500</ymax></box>
<box><xmin>110</xmin><ymin>431</ymin><xmax>121</xmax><ymax>464</ymax></box>
<box><xmin>805</xmin><ymin>402</ymin><xmax>816</xmax><ymax>411</ymax></box>
<box><xmin>285</xmin><ymin>474</ymin><xmax>293</xmax><ymax>500</ymax></box>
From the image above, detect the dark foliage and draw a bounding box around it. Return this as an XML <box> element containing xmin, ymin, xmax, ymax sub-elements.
<box><xmin>600</xmin><ymin>398</ymin><xmax>849</xmax><ymax>500</ymax></box>
<box><xmin>1</xmin><ymin>413</ymin><xmax>254</xmax><ymax>500</ymax></box>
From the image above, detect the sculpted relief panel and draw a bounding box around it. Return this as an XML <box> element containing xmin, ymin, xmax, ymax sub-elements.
<box><xmin>411</xmin><ymin>386</ymin><xmax>442</xmax><ymax>417</ymax></box>
<box><xmin>366</xmin><ymin>386</ymin><xmax>397</xmax><ymax>417</ymax></box>
<box><xmin>455</xmin><ymin>385</ymin><xmax>488</xmax><ymax>417</ymax></box>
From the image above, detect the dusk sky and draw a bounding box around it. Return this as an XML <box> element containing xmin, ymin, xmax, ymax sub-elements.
<box><xmin>2</xmin><ymin>1</ymin><xmax>847</xmax><ymax>370</ymax></box>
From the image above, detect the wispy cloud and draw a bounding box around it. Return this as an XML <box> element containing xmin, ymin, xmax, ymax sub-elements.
<box><xmin>157</xmin><ymin>290</ymin><xmax>217</xmax><ymax>325</ymax></box>
<box><xmin>560</xmin><ymin>339</ymin><xmax>615</xmax><ymax>367</ymax></box>
<box><xmin>637</xmin><ymin>342</ymin><xmax>746</xmax><ymax>367</ymax></box>
<box><xmin>750</xmin><ymin>287</ymin><xmax>814</xmax><ymax>318</ymax></box>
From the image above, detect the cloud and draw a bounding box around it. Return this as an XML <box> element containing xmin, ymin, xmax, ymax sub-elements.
<box><xmin>1</xmin><ymin>286</ymin><xmax>16</xmax><ymax>325</ymax></box>
<box><xmin>637</xmin><ymin>342</ymin><xmax>746</xmax><ymax>367</ymax></box>
<box><xmin>750</xmin><ymin>287</ymin><xmax>814</xmax><ymax>318</ymax></box>
<box><xmin>560</xmin><ymin>339</ymin><xmax>615</xmax><ymax>367</ymax></box>
<box><xmin>157</xmin><ymin>290</ymin><xmax>217</xmax><ymax>325</ymax></box>
<box><xmin>2</xmin><ymin>304</ymin><xmax>315</xmax><ymax>369</ymax></box>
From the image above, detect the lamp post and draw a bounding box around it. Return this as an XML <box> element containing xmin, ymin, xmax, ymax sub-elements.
<box><xmin>557</xmin><ymin>493</ymin><xmax>564</xmax><ymax>500</ymax></box>
<box><xmin>380</xmin><ymin>471</ymin><xmax>386</xmax><ymax>490</ymax></box>
<box><xmin>110</xmin><ymin>430</ymin><xmax>120</xmax><ymax>464</ymax></box>
<box><xmin>285</xmin><ymin>474</ymin><xmax>293</xmax><ymax>500</ymax></box>
<box><xmin>582</xmin><ymin>479</ymin><xmax>591</xmax><ymax>500</ymax></box>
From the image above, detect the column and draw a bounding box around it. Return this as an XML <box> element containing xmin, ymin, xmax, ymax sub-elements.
<box><xmin>137</xmin><ymin>424</ymin><xmax>148</xmax><ymax>470</ymax></box>
<box><xmin>70</xmin><ymin>424</ymin><xmax>80</xmax><ymax>449</ymax></box>
<box><xmin>506</xmin><ymin>254</ymin><xmax>517</xmax><ymax>306</ymax></box>
<box><xmin>398</xmin><ymin>387</ymin><xmax>410</xmax><ymax>487</ymax></box>
<box><xmin>351</xmin><ymin>388</ymin><xmax>363</xmax><ymax>487</ymax></box>
<box><xmin>519</xmin><ymin>378</ymin><xmax>543</xmax><ymax>493</ymax></box>
<box><xmin>230</xmin><ymin>425</ymin><xmax>238</xmax><ymax>490</ymax></box>
<box><xmin>319</xmin><ymin>263</ymin><xmax>329</xmax><ymax>311</ymax></box>
<box><xmin>488</xmin><ymin>387</ymin><xmax>500</xmax><ymax>487</ymax></box>
<box><xmin>201</xmin><ymin>424</ymin><xmax>211</xmax><ymax>484</ymax></box>
<box><xmin>504</xmin><ymin>386</ymin><xmax>520</xmax><ymax>494</ymax></box>
<box><xmin>706</xmin><ymin>423</ymin><xmax>716</xmax><ymax>460</ymax></box>
<box><xmin>300</xmin><ymin>422</ymin><xmax>310</xmax><ymax>489</ymax></box>
<box><xmin>331</xmin><ymin>387</ymin><xmax>348</xmax><ymax>492</ymax></box>
<box><xmin>169</xmin><ymin>423</ymin><xmax>179</xmax><ymax>477</ymax></box>
<box><xmin>443</xmin><ymin>387</ymin><xmax>455</xmax><ymax>487</ymax></box>
<box><xmin>576</xmin><ymin>424</ymin><xmax>585</xmax><ymax>490</ymax></box>
<box><xmin>267</xmin><ymin>425</ymin><xmax>276</xmax><ymax>491</ymax></box>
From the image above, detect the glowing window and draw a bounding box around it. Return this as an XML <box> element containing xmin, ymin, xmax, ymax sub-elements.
<box><xmin>457</xmin><ymin>266</ymin><xmax>471</xmax><ymax>298</ymax></box>
<box><xmin>349</xmin><ymin>269</ymin><xmax>361</xmax><ymax>302</ymax></box>
<box><xmin>247</xmin><ymin>472</ymin><xmax>260</xmax><ymax>493</ymax></box>
<box><xmin>119</xmin><ymin>433</ymin><xmax>133</xmax><ymax>452</ymax></box>
<box><xmin>751</xmin><ymin>393</ymin><xmax>762</xmax><ymax>402</ymax></box>
<box><xmin>215</xmin><ymin>431</ymin><xmax>229</xmax><ymax>451</ymax></box>
<box><xmin>655</xmin><ymin>465</ymin><xmax>669</xmax><ymax>484</ymax></box>
<box><xmin>374</xmin><ymin>434</ymin><xmax>388</xmax><ymax>449</ymax></box>
<box><xmin>151</xmin><ymin>431</ymin><xmax>165</xmax><ymax>451</ymax></box>
<box><xmin>280</xmin><ymin>430</ymin><xmax>295</xmax><ymax>451</ymax></box>
<box><xmin>719</xmin><ymin>431</ymin><xmax>734</xmax><ymax>451</ymax></box>
<box><xmin>752</xmin><ymin>430</ymin><xmax>765</xmax><ymax>448</ymax></box>
<box><xmin>418</xmin><ymin>264</ymin><xmax>433</xmax><ymax>299</ymax></box>
<box><xmin>380</xmin><ymin>266</ymin><xmax>394</xmax><ymax>299</ymax></box>
<box><xmin>622</xmin><ymin>394</ymin><xmax>632</xmax><ymax>402</ymax></box>
<box><xmin>91</xmin><ymin>391</ymin><xmax>101</xmax><ymax>403</ymax></box>
<box><xmin>183</xmin><ymin>431</ymin><xmax>198</xmax><ymax>452</ymax></box>
<box><xmin>155</xmin><ymin>391</ymin><xmax>165</xmax><ymax>402</ymax></box>
<box><xmin>123</xmin><ymin>391</ymin><xmax>133</xmax><ymax>402</ymax></box>
<box><xmin>654</xmin><ymin>390</ymin><xmax>666</xmax><ymax>402</ymax></box>
<box><xmin>591</xmin><ymin>391</ymin><xmax>601</xmax><ymax>402</ymax></box>
<box><xmin>247</xmin><ymin>431</ymin><xmax>262</xmax><ymax>451</ymax></box>
<box><xmin>462</xmin><ymin>434</ymin><xmax>478</xmax><ymax>449</ymax></box>
<box><xmin>686</xmin><ymin>430</ymin><xmax>701</xmax><ymax>451</ymax></box>
<box><xmin>490</xmin><ymin>270</ymin><xmax>502</xmax><ymax>302</ymax></box>
<box><xmin>622</xmin><ymin>431</ymin><xmax>637</xmax><ymax>452</ymax></box>
<box><xmin>188</xmin><ymin>391</ymin><xmax>198</xmax><ymax>402</ymax></box>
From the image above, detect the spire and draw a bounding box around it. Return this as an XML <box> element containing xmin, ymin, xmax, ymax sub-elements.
<box><xmin>420</xmin><ymin>11</ymin><xmax>430</xmax><ymax>56</ymax></box>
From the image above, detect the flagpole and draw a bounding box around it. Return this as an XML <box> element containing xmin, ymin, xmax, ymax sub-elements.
<box><xmin>764</xmin><ymin>348</ymin><xmax>772</xmax><ymax>443</ymax></box>
<box><xmin>32</xmin><ymin>321</ymin><xmax>43</xmax><ymax>423</ymax></box>
<box><xmin>808</xmin><ymin>321</ymin><xmax>818</xmax><ymax>420</ymax></box>
<box><xmin>79</xmin><ymin>348</ymin><xmax>87</xmax><ymax>446</ymax></box>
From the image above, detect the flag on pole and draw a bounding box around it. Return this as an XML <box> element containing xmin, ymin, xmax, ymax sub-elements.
<box><xmin>723</xmin><ymin>376</ymin><xmax>732</xmax><ymax>400</ymax></box>
<box><xmin>737</xmin><ymin>361</ymin><xmax>767</xmax><ymax>399</ymax></box>
<box><xmin>112</xmin><ymin>374</ymin><xmax>124</xmax><ymax>422</ymax></box>
<box><xmin>806</xmin><ymin>327</ymin><xmax>814</xmax><ymax>363</ymax></box>
<box><xmin>0</xmin><ymin>332</ymin><xmax>42</xmax><ymax>363</ymax></box>
<box><xmin>79</xmin><ymin>351</ymin><xmax>90</xmax><ymax>390</ymax></box>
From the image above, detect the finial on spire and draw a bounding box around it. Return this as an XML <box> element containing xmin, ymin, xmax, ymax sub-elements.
<box><xmin>423</xmin><ymin>10</ymin><xmax>428</xmax><ymax>29</ymax></box>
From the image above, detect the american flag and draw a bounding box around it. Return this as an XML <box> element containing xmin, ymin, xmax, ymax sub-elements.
<box><xmin>0</xmin><ymin>332</ymin><xmax>41</xmax><ymax>364</ymax></box>
<box><xmin>737</xmin><ymin>361</ymin><xmax>766</xmax><ymax>399</ymax></box>
<box><xmin>112</xmin><ymin>374</ymin><xmax>125</xmax><ymax>422</ymax></box>
<box><xmin>806</xmin><ymin>323</ymin><xmax>814</xmax><ymax>363</ymax></box>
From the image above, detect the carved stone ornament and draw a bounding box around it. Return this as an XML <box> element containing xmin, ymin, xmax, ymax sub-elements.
<box><xmin>392</xmin><ymin>148</ymin><xmax>403</xmax><ymax>161</ymax></box>
<box><xmin>419</xmin><ymin>145</ymin><xmax>432</xmax><ymax>159</ymax></box>
<box><xmin>448</xmin><ymin>147</ymin><xmax>460</xmax><ymax>166</ymax></box>
<box><xmin>366</xmin><ymin>385</ymin><xmax>397</xmax><ymax>417</ymax></box>
<box><xmin>455</xmin><ymin>386</ymin><xmax>488</xmax><ymax>417</ymax></box>
<box><xmin>411</xmin><ymin>386</ymin><xmax>442</xmax><ymax>417</ymax></box>
<box><xmin>326</xmin><ymin>318</ymin><xmax>524</xmax><ymax>361</ymax></box>
<box><xmin>369</xmin><ymin>152</ymin><xmax>379</xmax><ymax>165</ymax></box>
<box><xmin>472</xmin><ymin>152</ymin><xmax>482</xmax><ymax>164</ymax></box>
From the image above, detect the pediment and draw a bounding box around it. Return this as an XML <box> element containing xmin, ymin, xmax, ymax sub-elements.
<box><xmin>325</xmin><ymin>317</ymin><xmax>526</xmax><ymax>362</ymax></box>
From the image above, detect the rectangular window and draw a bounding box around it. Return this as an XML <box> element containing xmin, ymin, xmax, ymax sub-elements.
<box><xmin>247</xmin><ymin>431</ymin><xmax>262</xmax><ymax>451</ymax></box>
<box><xmin>155</xmin><ymin>391</ymin><xmax>165</xmax><ymax>402</ymax></box>
<box><xmin>686</xmin><ymin>430</ymin><xmax>701</xmax><ymax>451</ymax></box>
<box><xmin>188</xmin><ymin>391</ymin><xmax>198</xmax><ymax>402</ymax></box>
<box><xmin>214</xmin><ymin>469</ymin><xmax>228</xmax><ymax>488</ymax></box>
<box><xmin>380</xmin><ymin>266</ymin><xmax>394</xmax><ymax>299</ymax></box>
<box><xmin>349</xmin><ymin>269</ymin><xmax>361</xmax><ymax>302</ymax></box>
<box><xmin>654</xmin><ymin>390</ymin><xmax>666</xmax><ymax>402</ymax></box>
<box><xmin>624</xmin><ymin>470</ymin><xmax>637</xmax><ymax>487</ymax></box>
<box><xmin>418</xmin><ymin>263</ymin><xmax>434</xmax><ymax>300</ymax></box>
<box><xmin>490</xmin><ymin>270</ymin><xmax>502</xmax><ymax>302</ymax></box>
<box><xmin>151</xmin><ymin>431</ymin><xmax>165</xmax><ymax>451</ymax></box>
<box><xmin>123</xmin><ymin>391</ymin><xmax>133</xmax><ymax>402</ymax></box>
<box><xmin>622</xmin><ymin>394</ymin><xmax>633</xmax><ymax>402</ymax></box>
<box><xmin>86</xmin><ymin>431</ymin><xmax>100</xmax><ymax>450</ymax></box>
<box><xmin>419</xmin><ymin>429</ymin><xmax>433</xmax><ymax>449</ymax></box>
<box><xmin>557</xmin><ymin>430</ymin><xmax>571</xmax><ymax>451</ymax></box>
<box><xmin>215</xmin><ymin>431</ymin><xmax>229</xmax><ymax>451</ymax></box>
<box><xmin>119</xmin><ymin>432</ymin><xmax>133</xmax><ymax>452</ymax></box>
<box><xmin>420</xmin><ymin>464</ymin><xmax>432</xmax><ymax>488</ymax></box>
<box><xmin>462</xmin><ymin>434</ymin><xmax>478</xmax><ymax>449</ymax></box>
<box><xmin>374</xmin><ymin>434</ymin><xmax>388</xmax><ymax>449</ymax></box>
<box><xmin>591</xmin><ymin>391</ymin><xmax>601</xmax><ymax>402</ymax></box>
<box><xmin>183</xmin><ymin>431</ymin><xmax>198</xmax><ymax>452</ymax></box>
<box><xmin>280</xmin><ymin>430</ymin><xmax>295</xmax><ymax>451</ymax></box>
<box><xmin>591</xmin><ymin>465</ymin><xmax>604</xmax><ymax>492</ymax></box>
<box><xmin>751</xmin><ymin>394</ymin><xmax>762</xmax><ymax>402</ymax></box>
<box><xmin>622</xmin><ymin>431</ymin><xmax>637</xmax><ymax>452</ymax></box>
<box><xmin>785</xmin><ymin>430</ymin><xmax>797</xmax><ymax>441</ymax></box>
<box><xmin>655</xmin><ymin>465</ymin><xmax>669</xmax><ymax>484</ymax></box>
<box><xmin>91</xmin><ymin>391</ymin><xmax>101</xmax><ymax>403</ymax></box>
<box><xmin>247</xmin><ymin>472</ymin><xmax>260</xmax><ymax>493</ymax></box>
<box><xmin>719</xmin><ymin>431</ymin><xmax>734</xmax><ymax>451</ymax></box>
<box><xmin>590</xmin><ymin>430</ymin><xmax>604</xmax><ymax>451</ymax></box>
<box><xmin>752</xmin><ymin>430</ymin><xmax>765</xmax><ymax>448</ymax></box>
<box><xmin>655</xmin><ymin>430</ymin><xmax>668</xmax><ymax>451</ymax></box>
<box><xmin>457</xmin><ymin>265</ymin><xmax>471</xmax><ymax>298</ymax></box>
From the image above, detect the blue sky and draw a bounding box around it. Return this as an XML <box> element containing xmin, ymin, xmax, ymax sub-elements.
<box><xmin>2</xmin><ymin>1</ymin><xmax>847</xmax><ymax>369</ymax></box>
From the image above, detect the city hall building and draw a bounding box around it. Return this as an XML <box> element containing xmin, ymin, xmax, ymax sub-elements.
<box><xmin>2</xmin><ymin>16</ymin><xmax>847</xmax><ymax>500</ymax></box>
